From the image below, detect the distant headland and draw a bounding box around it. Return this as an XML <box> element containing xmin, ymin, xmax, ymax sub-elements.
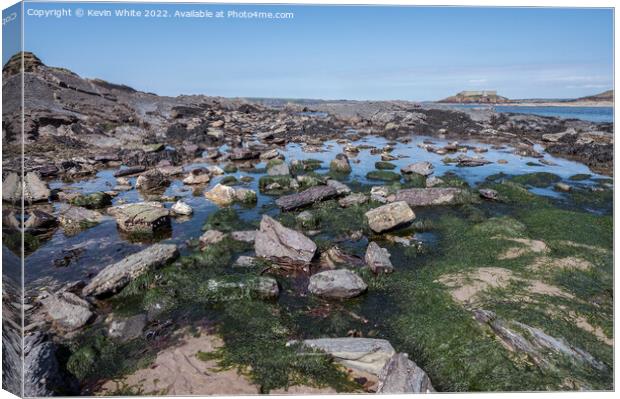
<box><xmin>437</xmin><ymin>89</ymin><xmax>613</xmax><ymax>107</ymax></box>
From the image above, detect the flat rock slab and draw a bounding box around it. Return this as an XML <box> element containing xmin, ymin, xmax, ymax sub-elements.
<box><xmin>110</xmin><ymin>202</ymin><xmax>170</xmax><ymax>233</ymax></box>
<box><xmin>255</xmin><ymin>215</ymin><xmax>316</xmax><ymax>263</ymax></box>
<box><xmin>394</xmin><ymin>187</ymin><xmax>465</xmax><ymax>207</ymax></box>
<box><xmin>83</xmin><ymin>243</ymin><xmax>178</xmax><ymax>297</ymax></box>
<box><xmin>114</xmin><ymin>166</ymin><xmax>146</xmax><ymax>177</ymax></box>
<box><xmin>203</xmin><ymin>276</ymin><xmax>279</xmax><ymax>300</ymax></box>
<box><xmin>275</xmin><ymin>185</ymin><xmax>339</xmax><ymax>211</ymax></box>
<box><xmin>300</xmin><ymin>337</ymin><xmax>395</xmax><ymax>376</ymax></box>
<box><xmin>308</xmin><ymin>269</ymin><xmax>367</xmax><ymax>299</ymax></box>
<box><xmin>377</xmin><ymin>353</ymin><xmax>435</xmax><ymax>393</ymax></box>
<box><xmin>401</xmin><ymin>161</ymin><xmax>434</xmax><ymax>176</ymax></box>
<box><xmin>365</xmin><ymin>201</ymin><xmax>415</xmax><ymax>233</ymax></box>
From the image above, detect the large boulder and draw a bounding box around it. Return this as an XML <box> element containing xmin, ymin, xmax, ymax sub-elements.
<box><xmin>300</xmin><ymin>338</ymin><xmax>395</xmax><ymax>376</ymax></box>
<box><xmin>365</xmin><ymin>242</ymin><xmax>394</xmax><ymax>274</ymax></box>
<box><xmin>109</xmin><ymin>202</ymin><xmax>170</xmax><ymax>233</ymax></box>
<box><xmin>3</xmin><ymin>172</ymin><xmax>51</xmax><ymax>203</ymax></box>
<box><xmin>377</xmin><ymin>353</ymin><xmax>435</xmax><ymax>393</ymax></box>
<box><xmin>275</xmin><ymin>185</ymin><xmax>339</xmax><ymax>211</ymax></box>
<box><xmin>255</xmin><ymin>215</ymin><xmax>317</xmax><ymax>263</ymax></box>
<box><xmin>40</xmin><ymin>291</ymin><xmax>93</xmax><ymax>332</ymax></box>
<box><xmin>308</xmin><ymin>269</ymin><xmax>367</xmax><ymax>299</ymax></box>
<box><xmin>58</xmin><ymin>206</ymin><xmax>103</xmax><ymax>235</ymax></box>
<box><xmin>394</xmin><ymin>187</ymin><xmax>465</xmax><ymax>207</ymax></box>
<box><xmin>82</xmin><ymin>243</ymin><xmax>178</xmax><ymax>297</ymax></box>
<box><xmin>330</xmin><ymin>153</ymin><xmax>352</xmax><ymax>174</ymax></box>
<box><xmin>401</xmin><ymin>162</ymin><xmax>434</xmax><ymax>176</ymax></box>
<box><xmin>365</xmin><ymin>201</ymin><xmax>415</xmax><ymax>233</ymax></box>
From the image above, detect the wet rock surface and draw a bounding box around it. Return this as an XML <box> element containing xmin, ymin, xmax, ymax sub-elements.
<box><xmin>365</xmin><ymin>201</ymin><xmax>416</xmax><ymax>233</ymax></box>
<box><xmin>255</xmin><ymin>215</ymin><xmax>317</xmax><ymax>263</ymax></box>
<box><xmin>308</xmin><ymin>269</ymin><xmax>368</xmax><ymax>299</ymax></box>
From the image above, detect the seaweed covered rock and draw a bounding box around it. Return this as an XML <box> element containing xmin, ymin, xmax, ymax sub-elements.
<box><xmin>365</xmin><ymin>201</ymin><xmax>415</xmax><ymax>233</ymax></box>
<box><xmin>255</xmin><ymin>215</ymin><xmax>316</xmax><ymax>263</ymax></box>
<box><xmin>68</xmin><ymin>192</ymin><xmax>112</xmax><ymax>209</ymax></box>
<box><xmin>82</xmin><ymin>243</ymin><xmax>179</xmax><ymax>297</ymax></box>
<box><xmin>58</xmin><ymin>206</ymin><xmax>103</xmax><ymax>235</ymax></box>
<box><xmin>308</xmin><ymin>269</ymin><xmax>367</xmax><ymax>299</ymax></box>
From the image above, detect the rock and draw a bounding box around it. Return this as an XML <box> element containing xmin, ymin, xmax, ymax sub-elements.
<box><xmin>233</xmin><ymin>256</ymin><xmax>257</xmax><ymax>268</ymax></box>
<box><xmin>183</xmin><ymin>168</ymin><xmax>211</xmax><ymax>185</ymax></box>
<box><xmin>234</xmin><ymin>188</ymin><xmax>257</xmax><ymax>204</ymax></box>
<box><xmin>260</xmin><ymin>148</ymin><xmax>280</xmax><ymax>160</ymax></box>
<box><xmin>206</xmin><ymin>165</ymin><xmax>225</xmax><ymax>176</ymax></box>
<box><xmin>135</xmin><ymin>169</ymin><xmax>169</xmax><ymax>191</ymax></box>
<box><xmin>231</xmin><ymin>230</ymin><xmax>257</xmax><ymax>243</ymax></box>
<box><xmin>299</xmin><ymin>338</ymin><xmax>395</xmax><ymax>376</ymax></box>
<box><xmin>255</xmin><ymin>215</ymin><xmax>317</xmax><ymax>263</ymax></box>
<box><xmin>25</xmin><ymin>209</ymin><xmax>57</xmax><ymax>232</ymax></box>
<box><xmin>365</xmin><ymin>242</ymin><xmax>394</xmax><ymax>274</ymax></box>
<box><xmin>23</xmin><ymin>172</ymin><xmax>52</xmax><ymax>203</ymax></box>
<box><xmin>308</xmin><ymin>269</ymin><xmax>367</xmax><ymax>299</ymax></box>
<box><xmin>200</xmin><ymin>230</ymin><xmax>227</xmax><ymax>245</ymax></box>
<box><xmin>2</xmin><ymin>172</ymin><xmax>21</xmax><ymax>203</ymax></box>
<box><xmin>203</xmin><ymin>276</ymin><xmax>279</xmax><ymax>300</ymax></box>
<box><xmin>326</xmin><ymin>179</ymin><xmax>351</xmax><ymax>195</ymax></box>
<box><xmin>171</xmin><ymin>200</ymin><xmax>193</xmax><ymax>215</ymax></box>
<box><xmin>555</xmin><ymin>182</ymin><xmax>572</xmax><ymax>192</ymax></box>
<box><xmin>204</xmin><ymin>183</ymin><xmax>237</xmax><ymax>206</ymax></box>
<box><xmin>365</xmin><ymin>201</ymin><xmax>415</xmax><ymax>233</ymax></box>
<box><xmin>83</xmin><ymin>244</ymin><xmax>179</xmax><ymax>297</ymax></box>
<box><xmin>394</xmin><ymin>188</ymin><xmax>465</xmax><ymax>207</ymax></box>
<box><xmin>58</xmin><ymin>206</ymin><xmax>103</xmax><ymax>235</ymax></box>
<box><xmin>24</xmin><ymin>332</ymin><xmax>78</xmax><ymax>396</ymax></box>
<box><xmin>110</xmin><ymin>202</ymin><xmax>170</xmax><ymax>233</ymax></box>
<box><xmin>40</xmin><ymin>291</ymin><xmax>93</xmax><ymax>331</ymax></box>
<box><xmin>68</xmin><ymin>192</ymin><xmax>112</xmax><ymax>209</ymax></box>
<box><xmin>267</xmin><ymin>159</ymin><xmax>290</xmax><ymax>176</ymax></box>
<box><xmin>339</xmin><ymin>193</ymin><xmax>368</xmax><ymax>207</ymax></box>
<box><xmin>456</xmin><ymin>155</ymin><xmax>492</xmax><ymax>167</ymax></box>
<box><xmin>377</xmin><ymin>353</ymin><xmax>435</xmax><ymax>393</ymax></box>
<box><xmin>230</xmin><ymin>148</ymin><xmax>260</xmax><ymax>161</ymax></box>
<box><xmin>370</xmin><ymin>186</ymin><xmax>391</xmax><ymax>203</ymax></box>
<box><xmin>330</xmin><ymin>153</ymin><xmax>352</xmax><ymax>174</ymax></box>
<box><xmin>542</xmin><ymin>129</ymin><xmax>575</xmax><ymax>143</ymax></box>
<box><xmin>425</xmin><ymin>176</ymin><xmax>444</xmax><ymax>188</ymax></box>
<box><xmin>479</xmin><ymin>188</ymin><xmax>499</xmax><ymax>200</ymax></box>
<box><xmin>113</xmin><ymin>166</ymin><xmax>146</xmax><ymax>177</ymax></box>
<box><xmin>108</xmin><ymin>314</ymin><xmax>148</xmax><ymax>342</ymax></box>
<box><xmin>401</xmin><ymin>162</ymin><xmax>434</xmax><ymax>176</ymax></box>
<box><xmin>275</xmin><ymin>185</ymin><xmax>339</xmax><ymax>211</ymax></box>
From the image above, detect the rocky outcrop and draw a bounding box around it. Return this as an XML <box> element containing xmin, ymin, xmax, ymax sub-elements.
<box><xmin>329</xmin><ymin>153</ymin><xmax>352</xmax><ymax>174</ymax></box>
<box><xmin>365</xmin><ymin>242</ymin><xmax>394</xmax><ymax>274</ymax></box>
<box><xmin>401</xmin><ymin>162</ymin><xmax>434</xmax><ymax>176</ymax></box>
<box><xmin>82</xmin><ymin>243</ymin><xmax>179</xmax><ymax>297</ymax></box>
<box><xmin>183</xmin><ymin>168</ymin><xmax>211</xmax><ymax>185</ymax></box>
<box><xmin>255</xmin><ymin>215</ymin><xmax>317</xmax><ymax>263</ymax></box>
<box><xmin>308</xmin><ymin>269</ymin><xmax>367</xmax><ymax>299</ymax></box>
<box><xmin>58</xmin><ymin>206</ymin><xmax>103</xmax><ymax>235</ymax></box>
<box><xmin>2</xmin><ymin>172</ymin><xmax>51</xmax><ymax>203</ymax></box>
<box><xmin>365</xmin><ymin>201</ymin><xmax>415</xmax><ymax>233</ymax></box>
<box><xmin>135</xmin><ymin>169</ymin><xmax>169</xmax><ymax>192</ymax></box>
<box><xmin>24</xmin><ymin>332</ymin><xmax>78</xmax><ymax>396</ymax></box>
<box><xmin>204</xmin><ymin>183</ymin><xmax>237</xmax><ymax>206</ymax></box>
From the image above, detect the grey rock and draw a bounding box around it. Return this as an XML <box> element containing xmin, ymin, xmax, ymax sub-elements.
<box><xmin>108</xmin><ymin>314</ymin><xmax>148</xmax><ymax>342</ymax></box>
<box><xmin>300</xmin><ymin>337</ymin><xmax>395</xmax><ymax>376</ymax></box>
<box><xmin>204</xmin><ymin>183</ymin><xmax>237</xmax><ymax>205</ymax></box>
<box><xmin>109</xmin><ymin>202</ymin><xmax>170</xmax><ymax>233</ymax></box>
<box><xmin>339</xmin><ymin>192</ymin><xmax>368</xmax><ymax>207</ymax></box>
<box><xmin>40</xmin><ymin>291</ymin><xmax>93</xmax><ymax>331</ymax></box>
<box><xmin>135</xmin><ymin>169</ymin><xmax>169</xmax><ymax>191</ymax></box>
<box><xmin>267</xmin><ymin>160</ymin><xmax>290</xmax><ymax>176</ymax></box>
<box><xmin>233</xmin><ymin>255</ymin><xmax>257</xmax><ymax>268</ymax></box>
<box><xmin>113</xmin><ymin>166</ymin><xmax>146</xmax><ymax>177</ymax></box>
<box><xmin>82</xmin><ymin>243</ymin><xmax>178</xmax><ymax>297</ymax></box>
<box><xmin>394</xmin><ymin>188</ymin><xmax>465</xmax><ymax>207</ymax></box>
<box><xmin>231</xmin><ymin>230</ymin><xmax>257</xmax><ymax>243</ymax></box>
<box><xmin>171</xmin><ymin>200</ymin><xmax>193</xmax><ymax>215</ymax></box>
<box><xmin>200</xmin><ymin>229</ymin><xmax>227</xmax><ymax>245</ymax></box>
<box><xmin>58</xmin><ymin>206</ymin><xmax>103</xmax><ymax>235</ymax></box>
<box><xmin>308</xmin><ymin>269</ymin><xmax>367</xmax><ymax>299</ymax></box>
<box><xmin>204</xmin><ymin>276</ymin><xmax>279</xmax><ymax>300</ymax></box>
<box><xmin>479</xmin><ymin>188</ymin><xmax>499</xmax><ymax>200</ymax></box>
<box><xmin>377</xmin><ymin>353</ymin><xmax>435</xmax><ymax>393</ymax></box>
<box><xmin>25</xmin><ymin>209</ymin><xmax>57</xmax><ymax>232</ymax></box>
<box><xmin>183</xmin><ymin>168</ymin><xmax>211</xmax><ymax>185</ymax></box>
<box><xmin>24</xmin><ymin>333</ymin><xmax>78</xmax><ymax>396</ymax></box>
<box><xmin>365</xmin><ymin>201</ymin><xmax>415</xmax><ymax>233</ymax></box>
<box><xmin>275</xmin><ymin>185</ymin><xmax>339</xmax><ymax>211</ymax></box>
<box><xmin>401</xmin><ymin>161</ymin><xmax>434</xmax><ymax>176</ymax></box>
<box><xmin>326</xmin><ymin>179</ymin><xmax>352</xmax><ymax>195</ymax></box>
<box><xmin>365</xmin><ymin>242</ymin><xmax>394</xmax><ymax>274</ymax></box>
<box><xmin>255</xmin><ymin>215</ymin><xmax>317</xmax><ymax>263</ymax></box>
<box><xmin>330</xmin><ymin>153</ymin><xmax>352</xmax><ymax>174</ymax></box>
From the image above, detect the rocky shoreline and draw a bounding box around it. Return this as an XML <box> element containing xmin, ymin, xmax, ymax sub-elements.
<box><xmin>2</xmin><ymin>52</ymin><xmax>614</xmax><ymax>395</ymax></box>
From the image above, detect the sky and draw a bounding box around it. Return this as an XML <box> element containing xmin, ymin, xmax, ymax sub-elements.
<box><xmin>4</xmin><ymin>1</ymin><xmax>614</xmax><ymax>101</ymax></box>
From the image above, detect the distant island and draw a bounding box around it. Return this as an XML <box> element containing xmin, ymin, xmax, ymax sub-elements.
<box><xmin>438</xmin><ymin>89</ymin><xmax>613</xmax><ymax>107</ymax></box>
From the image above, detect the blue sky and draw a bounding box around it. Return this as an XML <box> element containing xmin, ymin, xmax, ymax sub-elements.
<box><xmin>8</xmin><ymin>2</ymin><xmax>615</xmax><ymax>100</ymax></box>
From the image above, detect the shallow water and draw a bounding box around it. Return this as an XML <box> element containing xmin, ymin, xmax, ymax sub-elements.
<box><xmin>26</xmin><ymin>134</ymin><xmax>607</xmax><ymax>290</ymax></box>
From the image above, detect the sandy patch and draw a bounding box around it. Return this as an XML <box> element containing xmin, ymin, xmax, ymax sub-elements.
<box><xmin>437</xmin><ymin>267</ymin><xmax>514</xmax><ymax>304</ymax></box>
<box><xmin>573</xmin><ymin>315</ymin><xmax>614</xmax><ymax>347</ymax></box>
<box><xmin>527</xmin><ymin>280</ymin><xmax>574</xmax><ymax>299</ymax></box>
<box><xmin>495</xmin><ymin>237</ymin><xmax>549</xmax><ymax>260</ymax></box>
<box><xmin>98</xmin><ymin>330</ymin><xmax>259</xmax><ymax>396</ymax></box>
<box><xmin>558</xmin><ymin>241</ymin><xmax>610</xmax><ymax>254</ymax></box>
<box><xmin>529</xmin><ymin>256</ymin><xmax>593</xmax><ymax>272</ymax></box>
